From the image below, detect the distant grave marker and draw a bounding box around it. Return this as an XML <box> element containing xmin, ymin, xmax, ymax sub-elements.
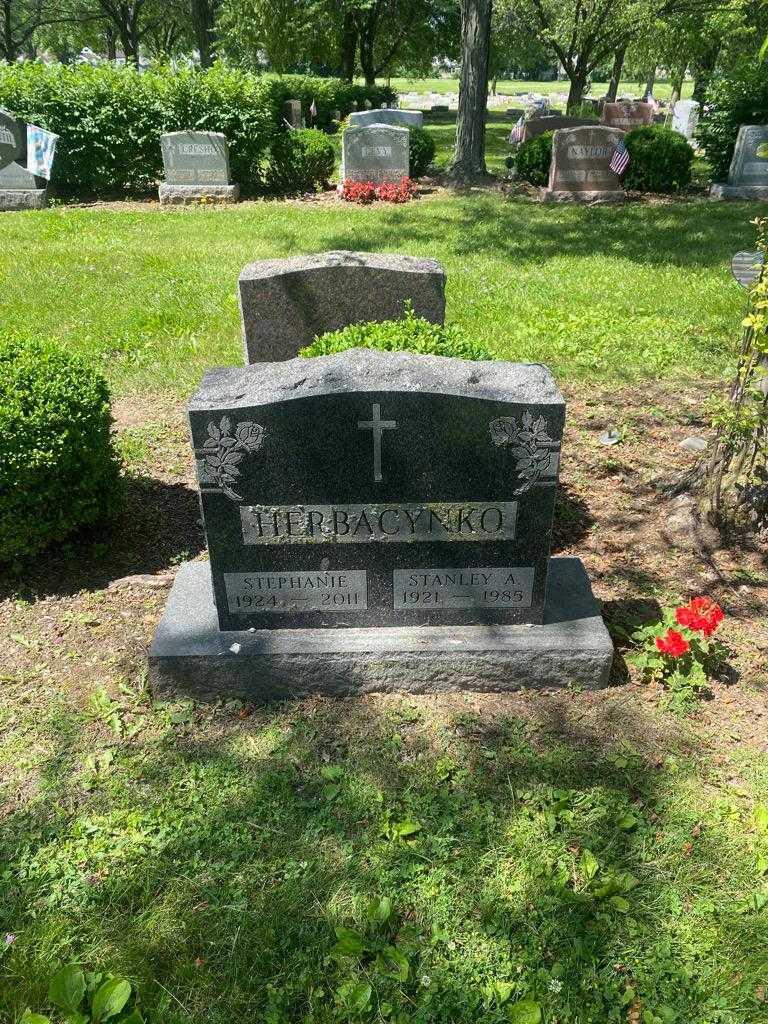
<box><xmin>159</xmin><ymin>130</ymin><xmax>239</xmax><ymax>205</ymax></box>
<box><xmin>341</xmin><ymin>124</ymin><xmax>409</xmax><ymax>185</ymax></box>
<box><xmin>711</xmin><ymin>125</ymin><xmax>768</xmax><ymax>201</ymax></box>
<box><xmin>542</xmin><ymin>124</ymin><xmax>625</xmax><ymax>203</ymax></box>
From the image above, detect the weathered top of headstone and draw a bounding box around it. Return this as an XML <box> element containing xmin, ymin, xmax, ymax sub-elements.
<box><xmin>160</xmin><ymin>130</ymin><xmax>231</xmax><ymax>187</ymax></box>
<box><xmin>238</xmin><ymin>250</ymin><xmax>446</xmax><ymax>363</ymax></box>
<box><xmin>188</xmin><ymin>348</ymin><xmax>565</xmax><ymax>632</ymax></box>
<box><xmin>602</xmin><ymin>101</ymin><xmax>654</xmax><ymax>131</ymax></box>
<box><xmin>521</xmin><ymin>115</ymin><xmax>597</xmax><ymax>142</ymax></box>
<box><xmin>547</xmin><ymin>124</ymin><xmax>625</xmax><ymax>196</ymax></box>
<box><xmin>348</xmin><ymin>108</ymin><xmax>423</xmax><ymax>129</ymax></box>
<box><xmin>727</xmin><ymin>125</ymin><xmax>768</xmax><ymax>187</ymax></box>
<box><xmin>0</xmin><ymin>109</ymin><xmax>24</xmax><ymax>171</ymax></box>
<box><xmin>341</xmin><ymin>123</ymin><xmax>410</xmax><ymax>185</ymax></box>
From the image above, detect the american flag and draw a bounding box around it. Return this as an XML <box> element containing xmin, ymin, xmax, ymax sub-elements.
<box><xmin>508</xmin><ymin>115</ymin><xmax>525</xmax><ymax>145</ymax></box>
<box><xmin>610</xmin><ymin>139</ymin><xmax>630</xmax><ymax>175</ymax></box>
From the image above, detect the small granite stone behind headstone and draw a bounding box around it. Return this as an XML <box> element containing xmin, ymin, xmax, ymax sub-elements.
<box><xmin>239</xmin><ymin>250</ymin><xmax>446</xmax><ymax>362</ymax></box>
<box><xmin>348</xmin><ymin>108</ymin><xmax>423</xmax><ymax>129</ymax></box>
<box><xmin>521</xmin><ymin>116</ymin><xmax>597</xmax><ymax>143</ymax></box>
<box><xmin>711</xmin><ymin>125</ymin><xmax>768</xmax><ymax>201</ymax></box>
<box><xmin>284</xmin><ymin>99</ymin><xmax>302</xmax><ymax>128</ymax></box>
<box><xmin>341</xmin><ymin>123</ymin><xmax>410</xmax><ymax>185</ymax></box>
<box><xmin>431</xmin><ymin>104</ymin><xmax>449</xmax><ymax>112</ymax></box>
<box><xmin>149</xmin><ymin>349</ymin><xmax>613</xmax><ymax>699</ymax></box>
<box><xmin>542</xmin><ymin>124</ymin><xmax>626</xmax><ymax>203</ymax></box>
<box><xmin>602</xmin><ymin>101</ymin><xmax>654</xmax><ymax>131</ymax></box>
<box><xmin>159</xmin><ymin>130</ymin><xmax>239</xmax><ymax>205</ymax></box>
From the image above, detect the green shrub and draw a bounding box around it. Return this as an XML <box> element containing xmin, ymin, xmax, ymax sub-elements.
<box><xmin>515</xmin><ymin>131</ymin><xmax>553</xmax><ymax>186</ymax></box>
<box><xmin>624</xmin><ymin>125</ymin><xmax>693</xmax><ymax>193</ymax></box>
<box><xmin>0</xmin><ymin>338</ymin><xmax>120</xmax><ymax>564</ymax></box>
<box><xmin>698</xmin><ymin>58</ymin><xmax>768</xmax><ymax>182</ymax></box>
<box><xmin>300</xmin><ymin>308</ymin><xmax>493</xmax><ymax>361</ymax></box>
<box><xmin>0</xmin><ymin>63</ymin><xmax>390</xmax><ymax>196</ymax></box>
<box><xmin>409</xmin><ymin>125</ymin><xmax>436</xmax><ymax>177</ymax></box>
<box><xmin>267</xmin><ymin>128</ymin><xmax>335</xmax><ymax>194</ymax></box>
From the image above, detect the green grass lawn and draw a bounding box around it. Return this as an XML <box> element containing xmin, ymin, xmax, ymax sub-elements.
<box><xmin>0</xmin><ymin>195</ymin><xmax>752</xmax><ymax>398</ymax></box>
<box><xmin>384</xmin><ymin>78</ymin><xmax>694</xmax><ymax>103</ymax></box>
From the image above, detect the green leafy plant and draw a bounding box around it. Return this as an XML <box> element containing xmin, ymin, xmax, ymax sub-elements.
<box><xmin>0</xmin><ymin>337</ymin><xmax>120</xmax><ymax>565</ymax></box>
<box><xmin>624</xmin><ymin>126</ymin><xmax>693</xmax><ymax>193</ymax></box>
<box><xmin>266</xmin><ymin>128</ymin><xmax>335</xmax><ymax>195</ymax></box>
<box><xmin>630</xmin><ymin>597</ymin><xmax>727</xmax><ymax>711</ymax></box>
<box><xmin>300</xmin><ymin>306</ymin><xmax>493</xmax><ymax>361</ymax></box>
<box><xmin>21</xmin><ymin>964</ymin><xmax>141</xmax><ymax>1023</ymax></box>
<box><xmin>698</xmin><ymin>57</ymin><xmax>768</xmax><ymax>181</ymax></box>
<box><xmin>408</xmin><ymin>125</ymin><xmax>436</xmax><ymax>178</ymax></box>
<box><xmin>514</xmin><ymin>131</ymin><xmax>554</xmax><ymax>186</ymax></box>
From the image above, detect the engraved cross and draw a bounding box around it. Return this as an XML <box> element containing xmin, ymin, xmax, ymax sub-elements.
<box><xmin>358</xmin><ymin>402</ymin><xmax>397</xmax><ymax>483</ymax></box>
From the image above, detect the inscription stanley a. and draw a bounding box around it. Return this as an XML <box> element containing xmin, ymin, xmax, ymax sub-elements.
<box><xmin>240</xmin><ymin>501</ymin><xmax>518</xmax><ymax>545</ymax></box>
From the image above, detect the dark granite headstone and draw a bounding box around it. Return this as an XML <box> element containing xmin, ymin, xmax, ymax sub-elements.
<box><xmin>159</xmin><ymin>130</ymin><xmax>238</xmax><ymax>204</ymax></box>
<box><xmin>521</xmin><ymin>115</ymin><xmax>597</xmax><ymax>142</ymax></box>
<box><xmin>239</xmin><ymin>251</ymin><xmax>446</xmax><ymax>362</ymax></box>
<box><xmin>341</xmin><ymin>124</ymin><xmax>410</xmax><ymax>184</ymax></box>
<box><xmin>543</xmin><ymin>125</ymin><xmax>625</xmax><ymax>203</ymax></box>
<box><xmin>187</xmin><ymin>350</ymin><xmax>564</xmax><ymax>632</ymax></box>
<box><xmin>284</xmin><ymin>99</ymin><xmax>302</xmax><ymax>128</ymax></box>
<box><xmin>602</xmin><ymin>101</ymin><xmax>653</xmax><ymax>131</ymax></box>
<box><xmin>0</xmin><ymin>108</ymin><xmax>48</xmax><ymax>211</ymax></box>
<box><xmin>0</xmin><ymin>109</ymin><xmax>24</xmax><ymax>170</ymax></box>
<box><xmin>711</xmin><ymin>125</ymin><xmax>768</xmax><ymax>200</ymax></box>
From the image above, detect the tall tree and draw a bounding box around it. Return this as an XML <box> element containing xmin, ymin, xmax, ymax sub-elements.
<box><xmin>190</xmin><ymin>0</ymin><xmax>219</xmax><ymax>66</ymax></box>
<box><xmin>449</xmin><ymin>0</ymin><xmax>493</xmax><ymax>185</ymax></box>
<box><xmin>1</xmin><ymin>0</ymin><xmax>95</xmax><ymax>61</ymax></box>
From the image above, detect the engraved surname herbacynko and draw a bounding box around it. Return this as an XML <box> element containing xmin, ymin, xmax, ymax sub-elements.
<box><xmin>358</xmin><ymin>403</ymin><xmax>397</xmax><ymax>483</ymax></box>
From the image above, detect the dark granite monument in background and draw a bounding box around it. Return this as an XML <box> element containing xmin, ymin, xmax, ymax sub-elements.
<box><xmin>159</xmin><ymin>130</ymin><xmax>239</xmax><ymax>205</ymax></box>
<box><xmin>150</xmin><ymin>337</ymin><xmax>613</xmax><ymax>700</ymax></box>
<box><xmin>602</xmin><ymin>102</ymin><xmax>654</xmax><ymax>131</ymax></box>
<box><xmin>341</xmin><ymin>124</ymin><xmax>410</xmax><ymax>185</ymax></box>
<box><xmin>0</xmin><ymin>109</ymin><xmax>54</xmax><ymax>211</ymax></box>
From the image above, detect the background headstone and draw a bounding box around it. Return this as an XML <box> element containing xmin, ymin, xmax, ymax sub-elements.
<box><xmin>341</xmin><ymin>124</ymin><xmax>410</xmax><ymax>185</ymax></box>
<box><xmin>284</xmin><ymin>99</ymin><xmax>302</xmax><ymax>128</ymax></box>
<box><xmin>520</xmin><ymin>115</ymin><xmax>597</xmax><ymax>143</ymax></box>
<box><xmin>159</xmin><ymin>130</ymin><xmax>239</xmax><ymax>205</ymax></box>
<box><xmin>348</xmin><ymin>108</ymin><xmax>423</xmax><ymax>129</ymax></box>
<box><xmin>602</xmin><ymin>101</ymin><xmax>654</xmax><ymax>130</ymax></box>
<box><xmin>150</xmin><ymin>350</ymin><xmax>613</xmax><ymax>698</ymax></box>
<box><xmin>711</xmin><ymin>125</ymin><xmax>768</xmax><ymax>200</ymax></box>
<box><xmin>671</xmin><ymin>99</ymin><xmax>700</xmax><ymax>143</ymax></box>
<box><xmin>542</xmin><ymin>124</ymin><xmax>625</xmax><ymax>202</ymax></box>
<box><xmin>239</xmin><ymin>250</ymin><xmax>446</xmax><ymax>362</ymax></box>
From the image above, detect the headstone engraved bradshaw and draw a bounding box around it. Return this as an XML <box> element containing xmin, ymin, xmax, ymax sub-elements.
<box><xmin>239</xmin><ymin>251</ymin><xmax>446</xmax><ymax>362</ymax></box>
<box><xmin>150</xmin><ymin>349</ymin><xmax>613</xmax><ymax>698</ymax></box>
<box><xmin>542</xmin><ymin>125</ymin><xmax>625</xmax><ymax>202</ymax></box>
<box><xmin>602</xmin><ymin>101</ymin><xmax>654</xmax><ymax>131</ymax></box>
<box><xmin>711</xmin><ymin>125</ymin><xmax>768</xmax><ymax>200</ymax></box>
<box><xmin>159</xmin><ymin>130</ymin><xmax>239</xmax><ymax>205</ymax></box>
<box><xmin>341</xmin><ymin>124</ymin><xmax>410</xmax><ymax>185</ymax></box>
<box><xmin>284</xmin><ymin>99</ymin><xmax>302</xmax><ymax>128</ymax></box>
<box><xmin>348</xmin><ymin>108</ymin><xmax>423</xmax><ymax>129</ymax></box>
<box><xmin>0</xmin><ymin>109</ymin><xmax>49</xmax><ymax>211</ymax></box>
<box><xmin>671</xmin><ymin>99</ymin><xmax>699</xmax><ymax>144</ymax></box>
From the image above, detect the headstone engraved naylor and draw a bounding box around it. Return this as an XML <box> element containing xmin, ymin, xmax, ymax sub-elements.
<box><xmin>602</xmin><ymin>101</ymin><xmax>654</xmax><ymax>131</ymax></box>
<box><xmin>284</xmin><ymin>99</ymin><xmax>302</xmax><ymax>129</ymax></box>
<box><xmin>149</xmin><ymin>348</ymin><xmax>614</xmax><ymax>699</ymax></box>
<box><xmin>0</xmin><ymin>109</ymin><xmax>48</xmax><ymax>211</ymax></box>
<box><xmin>711</xmin><ymin>125</ymin><xmax>768</xmax><ymax>200</ymax></box>
<box><xmin>239</xmin><ymin>251</ymin><xmax>446</xmax><ymax>362</ymax></box>
<box><xmin>341</xmin><ymin>124</ymin><xmax>410</xmax><ymax>186</ymax></box>
<box><xmin>348</xmin><ymin>108</ymin><xmax>423</xmax><ymax>129</ymax></box>
<box><xmin>159</xmin><ymin>130</ymin><xmax>239</xmax><ymax>205</ymax></box>
<box><xmin>542</xmin><ymin>125</ymin><xmax>625</xmax><ymax>202</ymax></box>
<box><xmin>520</xmin><ymin>115</ymin><xmax>597</xmax><ymax>143</ymax></box>
<box><xmin>671</xmin><ymin>99</ymin><xmax>699</xmax><ymax>144</ymax></box>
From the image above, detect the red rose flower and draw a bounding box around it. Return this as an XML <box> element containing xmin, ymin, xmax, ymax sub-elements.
<box><xmin>655</xmin><ymin>628</ymin><xmax>690</xmax><ymax>657</ymax></box>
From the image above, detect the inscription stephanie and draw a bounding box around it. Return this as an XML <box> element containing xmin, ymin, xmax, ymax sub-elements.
<box><xmin>240</xmin><ymin>502</ymin><xmax>518</xmax><ymax>545</ymax></box>
<box><xmin>393</xmin><ymin>567</ymin><xmax>534</xmax><ymax>610</ymax></box>
<box><xmin>224</xmin><ymin>570</ymin><xmax>368</xmax><ymax>614</ymax></box>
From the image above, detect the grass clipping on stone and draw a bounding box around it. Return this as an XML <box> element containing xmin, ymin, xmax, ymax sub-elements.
<box><xmin>300</xmin><ymin>306</ymin><xmax>493</xmax><ymax>361</ymax></box>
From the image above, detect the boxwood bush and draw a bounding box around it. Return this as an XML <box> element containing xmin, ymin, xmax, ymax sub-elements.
<box><xmin>0</xmin><ymin>338</ymin><xmax>120</xmax><ymax>564</ymax></box>
<box><xmin>698</xmin><ymin>58</ymin><xmax>768</xmax><ymax>182</ymax></box>
<box><xmin>267</xmin><ymin>128</ymin><xmax>335</xmax><ymax>194</ymax></box>
<box><xmin>515</xmin><ymin>131</ymin><xmax>553</xmax><ymax>186</ymax></box>
<box><xmin>0</xmin><ymin>63</ymin><xmax>391</xmax><ymax>196</ymax></box>
<box><xmin>624</xmin><ymin>125</ymin><xmax>693</xmax><ymax>193</ymax></box>
<box><xmin>300</xmin><ymin>308</ymin><xmax>493</xmax><ymax>361</ymax></box>
<box><xmin>409</xmin><ymin>125</ymin><xmax>436</xmax><ymax>177</ymax></box>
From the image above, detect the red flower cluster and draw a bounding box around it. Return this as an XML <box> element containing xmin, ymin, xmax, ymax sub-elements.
<box><xmin>655</xmin><ymin>629</ymin><xmax>690</xmax><ymax>658</ymax></box>
<box><xmin>675</xmin><ymin>597</ymin><xmax>724</xmax><ymax>638</ymax></box>
<box><xmin>341</xmin><ymin>177</ymin><xmax>416</xmax><ymax>204</ymax></box>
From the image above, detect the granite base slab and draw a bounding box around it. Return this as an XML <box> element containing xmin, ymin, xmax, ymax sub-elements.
<box><xmin>158</xmin><ymin>183</ymin><xmax>239</xmax><ymax>205</ymax></box>
<box><xmin>0</xmin><ymin>188</ymin><xmax>47</xmax><ymax>210</ymax></box>
<box><xmin>541</xmin><ymin>189</ymin><xmax>625</xmax><ymax>203</ymax></box>
<box><xmin>710</xmin><ymin>183</ymin><xmax>768</xmax><ymax>201</ymax></box>
<box><xmin>149</xmin><ymin>557</ymin><xmax>614</xmax><ymax>702</ymax></box>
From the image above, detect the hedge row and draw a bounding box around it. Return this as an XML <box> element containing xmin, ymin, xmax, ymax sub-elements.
<box><xmin>698</xmin><ymin>58</ymin><xmax>768</xmax><ymax>182</ymax></box>
<box><xmin>0</xmin><ymin>63</ymin><xmax>395</xmax><ymax>196</ymax></box>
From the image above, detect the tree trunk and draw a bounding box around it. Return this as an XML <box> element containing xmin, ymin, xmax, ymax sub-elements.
<box><xmin>692</xmin><ymin>43</ymin><xmax>720</xmax><ymax>106</ymax></box>
<box><xmin>670</xmin><ymin>61</ymin><xmax>686</xmax><ymax>106</ymax></box>
<box><xmin>606</xmin><ymin>46</ymin><xmax>626</xmax><ymax>103</ymax></box>
<box><xmin>358</xmin><ymin>21</ymin><xmax>376</xmax><ymax>87</ymax></box>
<box><xmin>644</xmin><ymin>67</ymin><xmax>656</xmax><ymax>99</ymax></box>
<box><xmin>105</xmin><ymin>26</ymin><xmax>117</xmax><ymax>61</ymax></box>
<box><xmin>448</xmin><ymin>0</ymin><xmax>493</xmax><ymax>185</ymax></box>
<box><xmin>340</xmin><ymin>11</ymin><xmax>357</xmax><ymax>81</ymax></box>
<box><xmin>566</xmin><ymin>67</ymin><xmax>588</xmax><ymax>113</ymax></box>
<box><xmin>191</xmin><ymin>0</ymin><xmax>217</xmax><ymax>68</ymax></box>
<box><xmin>2</xmin><ymin>0</ymin><xmax>17</xmax><ymax>62</ymax></box>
